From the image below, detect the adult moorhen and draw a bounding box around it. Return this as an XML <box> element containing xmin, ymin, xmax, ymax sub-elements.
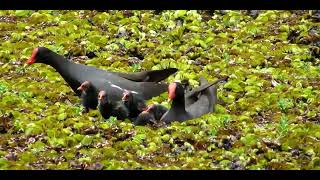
<box><xmin>97</xmin><ymin>90</ymin><xmax>129</xmax><ymax>120</ymax></box>
<box><xmin>185</xmin><ymin>77</ymin><xmax>223</xmax><ymax>117</ymax></box>
<box><xmin>160</xmin><ymin>76</ymin><xmax>228</xmax><ymax>123</ymax></box>
<box><xmin>26</xmin><ymin>47</ymin><xmax>178</xmax><ymax>102</ymax></box>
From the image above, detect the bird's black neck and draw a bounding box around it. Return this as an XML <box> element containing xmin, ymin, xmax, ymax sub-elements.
<box><xmin>100</xmin><ymin>98</ymin><xmax>112</xmax><ymax>109</ymax></box>
<box><xmin>42</xmin><ymin>51</ymin><xmax>69</xmax><ymax>71</ymax></box>
<box><xmin>41</xmin><ymin>51</ymin><xmax>81</xmax><ymax>94</ymax></box>
<box><xmin>171</xmin><ymin>94</ymin><xmax>187</xmax><ymax>113</ymax></box>
<box><xmin>86</xmin><ymin>86</ymin><xmax>96</xmax><ymax>94</ymax></box>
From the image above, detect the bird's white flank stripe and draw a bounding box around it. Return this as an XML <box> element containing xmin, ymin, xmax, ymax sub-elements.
<box><xmin>108</xmin><ymin>81</ymin><xmax>139</xmax><ymax>94</ymax></box>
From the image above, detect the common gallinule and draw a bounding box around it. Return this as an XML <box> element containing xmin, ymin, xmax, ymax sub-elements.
<box><xmin>77</xmin><ymin>81</ymin><xmax>98</xmax><ymax>113</ymax></box>
<box><xmin>185</xmin><ymin>76</ymin><xmax>223</xmax><ymax>117</ymax></box>
<box><xmin>97</xmin><ymin>90</ymin><xmax>129</xmax><ymax>120</ymax></box>
<box><xmin>26</xmin><ymin>47</ymin><xmax>178</xmax><ymax>101</ymax></box>
<box><xmin>160</xmin><ymin>77</ymin><xmax>228</xmax><ymax>123</ymax></box>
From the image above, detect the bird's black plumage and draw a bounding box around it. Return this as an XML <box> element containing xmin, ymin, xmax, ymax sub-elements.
<box><xmin>122</xmin><ymin>90</ymin><xmax>147</xmax><ymax>119</ymax></box>
<box><xmin>27</xmin><ymin>47</ymin><xmax>178</xmax><ymax>105</ymax></box>
<box><xmin>98</xmin><ymin>91</ymin><xmax>129</xmax><ymax>120</ymax></box>
<box><xmin>77</xmin><ymin>81</ymin><xmax>98</xmax><ymax>113</ymax></box>
<box><xmin>160</xmin><ymin>77</ymin><xmax>228</xmax><ymax>123</ymax></box>
<box><xmin>146</xmin><ymin>104</ymin><xmax>168</xmax><ymax>121</ymax></box>
<box><xmin>134</xmin><ymin>104</ymin><xmax>168</xmax><ymax>126</ymax></box>
<box><xmin>134</xmin><ymin>111</ymin><xmax>156</xmax><ymax>126</ymax></box>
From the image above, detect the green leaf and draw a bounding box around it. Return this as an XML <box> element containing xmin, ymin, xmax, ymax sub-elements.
<box><xmin>224</xmin><ymin>79</ymin><xmax>244</xmax><ymax>92</ymax></box>
<box><xmin>132</xmin><ymin>134</ymin><xmax>146</xmax><ymax>144</ymax></box>
<box><xmin>188</xmin><ymin>26</ymin><xmax>200</xmax><ymax>32</ymax></box>
<box><xmin>0</xmin><ymin>83</ymin><xmax>8</xmax><ymax>93</ymax></box>
<box><xmin>278</xmin><ymin>115</ymin><xmax>289</xmax><ymax>137</ymax></box>
<box><xmin>205</xmin><ymin>37</ymin><xmax>214</xmax><ymax>44</ymax></box>
<box><xmin>48</xmin><ymin>137</ymin><xmax>66</xmax><ymax>148</ymax></box>
<box><xmin>25</xmin><ymin>123</ymin><xmax>43</xmax><ymax>136</ymax></box>
<box><xmin>79</xmin><ymin>157</ymin><xmax>91</xmax><ymax>163</ymax></box>
<box><xmin>81</xmin><ymin>135</ymin><xmax>94</xmax><ymax>146</ymax></box>
<box><xmin>107</xmin><ymin>116</ymin><xmax>118</xmax><ymax>124</ymax></box>
<box><xmin>58</xmin><ymin>113</ymin><xmax>67</xmax><ymax>121</ymax></box>
<box><xmin>30</xmin><ymin>141</ymin><xmax>46</xmax><ymax>154</ymax></box>
<box><xmin>174</xmin><ymin>10</ymin><xmax>187</xmax><ymax>18</ymax></box>
<box><xmin>0</xmin><ymin>158</ymin><xmax>8</xmax><ymax>169</ymax></box>
<box><xmin>240</xmin><ymin>134</ymin><xmax>257</xmax><ymax>146</ymax></box>
<box><xmin>15</xmin><ymin>10</ymin><xmax>33</xmax><ymax>17</ymax></box>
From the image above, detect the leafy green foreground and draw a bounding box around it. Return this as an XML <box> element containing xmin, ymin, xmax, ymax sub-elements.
<box><xmin>0</xmin><ymin>10</ymin><xmax>320</xmax><ymax>170</ymax></box>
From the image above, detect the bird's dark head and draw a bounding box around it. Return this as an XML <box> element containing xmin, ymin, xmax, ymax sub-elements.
<box><xmin>98</xmin><ymin>90</ymin><xmax>108</xmax><ymax>103</ymax></box>
<box><xmin>168</xmin><ymin>82</ymin><xmax>184</xmax><ymax>102</ymax></box>
<box><xmin>77</xmin><ymin>81</ymin><xmax>92</xmax><ymax>92</ymax></box>
<box><xmin>121</xmin><ymin>90</ymin><xmax>132</xmax><ymax>102</ymax></box>
<box><xmin>134</xmin><ymin>112</ymin><xmax>155</xmax><ymax>126</ymax></box>
<box><xmin>27</xmin><ymin>47</ymin><xmax>52</xmax><ymax>65</ymax></box>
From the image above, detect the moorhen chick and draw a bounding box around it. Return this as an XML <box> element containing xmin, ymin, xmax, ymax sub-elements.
<box><xmin>134</xmin><ymin>104</ymin><xmax>168</xmax><ymax>126</ymax></box>
<box><xmin>122</xmin><ymin>90</ymin><xmax>147</xmax><ymax>118</ymax></box>
<box><xmin>97</xmin><ymin>90</ymin><xmax>129</xmax><ymax>121</ymax></box>
<box><xmin>77</xmin><ymin>80</ymin><xmax>98</xmax><ymax>113</ymax></box>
